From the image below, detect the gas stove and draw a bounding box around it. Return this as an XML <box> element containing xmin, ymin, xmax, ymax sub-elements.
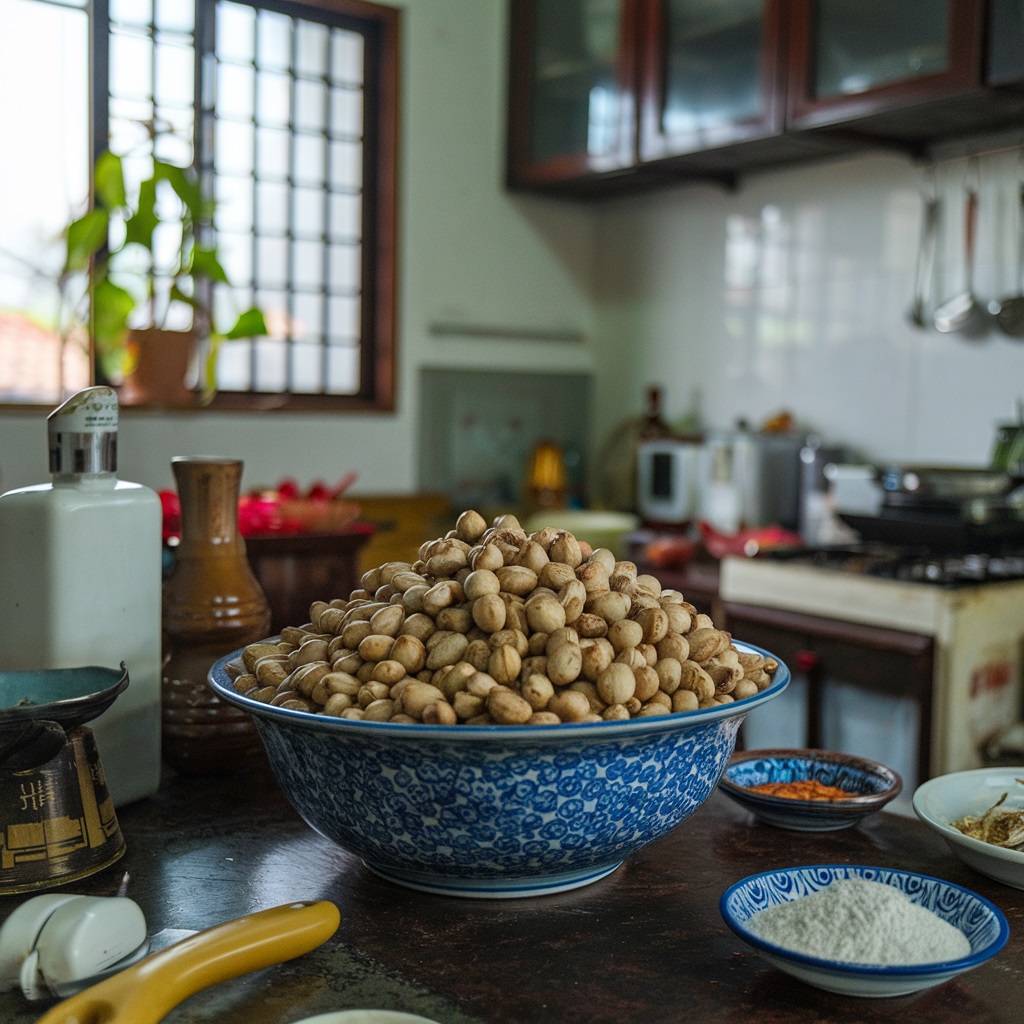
<box><xmin>720</xmin><ymin>540</ymin><xmax>1024</xmax><ymax>797</ymax></box>
<box><xmin>754</xmin><ymin>543</ymin><xmax>1024</xmax><ymax>587</ymax></box>
<box><xmin>720</xmin><ymin>542</ymin><xmax>1024</xmax><ymax>636</ymax></box>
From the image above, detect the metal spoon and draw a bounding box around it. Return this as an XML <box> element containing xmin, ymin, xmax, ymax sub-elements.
<box><xmin>991</xmin><ymin>179</ymin><xmax>1024</xmax><ymax>338</ymax></box>
<box><xmin>933</xmin><ymin>169</ymin><xmax>988</xmax><ymax>336</ymax></box>
<box><xmin>908</xmin><ymin>178</ymin><xmax>940</xmax><ymax>328</ymax></box>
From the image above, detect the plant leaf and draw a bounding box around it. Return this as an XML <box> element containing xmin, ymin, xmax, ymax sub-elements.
<box><xmin>224</xmin><ymin>307</ymin><xmax>268</xmax><ymax>339</ymax></box>
<box><xmin>201</xmin><ymin>340</ymin><xmax>220</xmax><ymax>404</ymax></box>
<box><xmin>155</xmin><ymin>160</ymin><xmax>205</xmax><ymax>217</ymax></box>
<box><xmin>64</xmin><ymin>210</ymin><xmax>109</xmax><ymax>274</ymax></box>
<box><xmin>124</xmin><ymin>178</ymin><xmax>159</xmax><ymax>249</ymax></box>
<box><xmin>169</xmin><ymin>283</ymin><xmax>200</xmax><ymax>310</ymax></box>
<box><xmin>94</xmin><ymin>150</ymin><xmax>126</xmax><ymax>210</ymax></box>
<box><xmin>91</xmin><ymin>277</ymin><xmax>136</xmax><ymax>361</ymax></box>
<box><xmin>190</xmin><ymin>246</ymin><xmax>230</xmax><ymax>284</ymax></box>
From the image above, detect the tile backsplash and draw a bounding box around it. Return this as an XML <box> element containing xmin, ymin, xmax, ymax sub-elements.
<box><xmin>417</xmin><ymin>367</ymin><xmax>591</xmax><ymax>510</ymax></box>
<box><xmin>592</xmin><ymin>146</ymin><xmax>1024</xmax><ymax>470</ymax></box>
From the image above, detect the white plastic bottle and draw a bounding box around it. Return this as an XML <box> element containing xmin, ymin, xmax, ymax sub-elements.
<box><xmin>0</xmin><ymin>386</ymin><xmax>162</xmax><ymax>805</ymax></box>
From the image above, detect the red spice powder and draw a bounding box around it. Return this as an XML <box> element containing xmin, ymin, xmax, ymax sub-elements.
<box><xmin>746</xmin><ymin>779</ymin><xmax>854</xmax><ymax>802</ymax></box>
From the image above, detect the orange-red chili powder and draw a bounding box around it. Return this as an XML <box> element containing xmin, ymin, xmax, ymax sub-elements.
<box><xmin>746</xmin><ymin>779</ymin><xmax>854</xmax><ymax>802</ymax></box>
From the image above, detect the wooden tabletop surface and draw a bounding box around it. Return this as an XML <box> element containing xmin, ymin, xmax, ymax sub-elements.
<box><xmin>2</xmin><ymin>758</ymin><xmax>1022</xmax><ymax>1024</ymax></box>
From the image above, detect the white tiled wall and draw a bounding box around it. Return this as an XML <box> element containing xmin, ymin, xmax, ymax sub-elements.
<box><xmin>591</xmin><ymin>146</ymin><xmax>1024</xmax><ymax>469</ymax></box>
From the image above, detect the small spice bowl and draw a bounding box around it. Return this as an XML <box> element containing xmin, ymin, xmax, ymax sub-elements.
<box><xmin>718</xmin><ymin>748</ymin><xmax>902</xmax><ymax>831</ymax></box>
<box><xmin>720</xmin><ymin>864</ymin><xmax>1009</xmax><ymax>998</ymax></box>
<box><xmin>913</xmin><ymin>767</ymin><xmax>1024</xmax><ymax>890</ymax></box>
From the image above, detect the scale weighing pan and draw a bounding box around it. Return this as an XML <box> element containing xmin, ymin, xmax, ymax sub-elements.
<box><xmin>0</xmin><ymin>665</ymin><xmax>130</xmax><ymax>895</ymax></box>
<box><xmin>0</xmin><ymin>664</ymin><xmax>129</xmax><ymax>731</ymax></box>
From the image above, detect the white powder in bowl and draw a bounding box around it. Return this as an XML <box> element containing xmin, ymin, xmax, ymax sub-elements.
<box><xmin>744</xmin><ymin>878</ymin><xmax>972</xmax><ymax>966</ymax></box>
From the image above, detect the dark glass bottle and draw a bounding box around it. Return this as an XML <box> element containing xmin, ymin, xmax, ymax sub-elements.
<box><xmin>639</xmin><ymin>385</ymin><xmax>671</xmax><ymax>440</ymax></box>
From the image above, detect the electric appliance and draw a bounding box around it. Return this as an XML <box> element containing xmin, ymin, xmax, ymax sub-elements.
<box><xmin>635</xmin><ymin>435</ymin><xmax>701</xmax><ymax>526</ymax></box>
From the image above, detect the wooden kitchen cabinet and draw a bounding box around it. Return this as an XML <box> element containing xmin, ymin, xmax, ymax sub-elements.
<box><xmin>507</xmin><ymin>0</ymin><xmax>1024</xmax><ymax>198</ymax></box>
<box><xmin>634</xmin><ymin>0</ymin><xmax>853</xmax><ymax>181</ymax></box>
<box><xmin>638</xmin><ymin>0</ymin><xmax>784</xmax><ymax>159</ymax></box>
<box><xmin>506</xmin><ymin>0</ymin><xmax>641</xmax><ymax>194</ymax></box>
<box><xmin>722</xmin><ymin>600</ymin><xmax>935</xmax><ymax>787</ymax></box>
<box><xmin>507</xmin><ymin>0</ymin><xmax>825</xmax><ymax>193</ymax></box>
<box><xmin>785</xmin><ymin>0</ymin><xmax>1024</xmax><ymax>146</ymax></box>
<box><xmin>988</xmin><ymin>0</ymin><xmax>1024</xmax><ymax>87</ymax></box>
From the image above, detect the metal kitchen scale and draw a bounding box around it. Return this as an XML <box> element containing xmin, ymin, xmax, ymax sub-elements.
<box><xmin>0</xmin><ymin>665</ymin><xmax>129</xmax><ymax>895</ymax></box>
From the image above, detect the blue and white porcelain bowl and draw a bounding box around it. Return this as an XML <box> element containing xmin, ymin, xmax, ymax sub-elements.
<box><xmin>721</xmin><ymin>864</ymin><xmax>1009</xmax><ymax>997</ymax></box>
<box><xmin>718</xmin><ymin>748</ymin><xmax>902</xmax><ymax>831</ymax></box>
<box><xmin>209</xmin><ymin>642</ymin><xmax>789</xmax><ymax>898</ymax></box>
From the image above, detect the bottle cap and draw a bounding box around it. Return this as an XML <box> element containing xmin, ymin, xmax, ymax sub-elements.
<box><xmin>47</xmin><ymin>387</ymin><xmax>119</xmax><ymax>476</ymax></box>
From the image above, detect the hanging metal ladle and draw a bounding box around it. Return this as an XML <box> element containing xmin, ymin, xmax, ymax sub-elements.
<box><xmin>908</xmin><ymin>166</ymin><xmax>940</xmax><ymax>328</ymax></box>
<box><xmin>933</xmin><ymin>158</ymin><xmax>989</xmax><ymax>337</ymax></box>
<box><xmin>990</xmin><ymin>158</ymin><xmax>1024</xmax><ymax>338</ymax></box>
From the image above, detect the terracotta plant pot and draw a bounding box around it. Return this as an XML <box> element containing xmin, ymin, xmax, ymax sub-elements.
<box><xmin>119</xmin><ymin>327</ymin><xmax>197</xmax><ymax>407</ymax></box>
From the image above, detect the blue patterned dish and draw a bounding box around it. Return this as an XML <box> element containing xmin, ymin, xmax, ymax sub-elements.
<box><xmin>720</xmin><ymin>864</ymin><xmax>1009</xmax><ymax>997</ymax></box>
<box><xmin>718</xmin><ymin>748</ymin><xmax>901</xmax><ymax>831</ymax></box>
<box><xmin>209</xmin><ymin>642</ymin><xmax>789</xmax><ymax>898</ymax></box>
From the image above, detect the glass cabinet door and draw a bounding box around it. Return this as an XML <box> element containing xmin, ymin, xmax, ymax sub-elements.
<box><xmin>813</xmin><ymin>1</ymin><xmax>950</xmax><ymax>98</ymax></box>
<box><xmin>988</xmin><ymin>0</ymin><xmax>1024</xmax><ymax>86</ymax></box>
<box><xmin>507</xmin><ymin>0</ymin><xmax>637</xmax><ymax>188</ymax></box>
<box><xmin>787</xmin><ymin>0</ymin><xmax>986</xmax><ymax>128</ymax></box>
<box><xmin>639</xmin><ymin>0</ymin><xmax>785</xmax><ymax>161</ymax></box>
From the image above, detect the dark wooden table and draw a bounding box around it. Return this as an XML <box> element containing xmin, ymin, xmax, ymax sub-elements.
<box><xmin>2</xmin><ymin>763</ymin><xmax>1022</xmax><ymax>1024</ymax></box>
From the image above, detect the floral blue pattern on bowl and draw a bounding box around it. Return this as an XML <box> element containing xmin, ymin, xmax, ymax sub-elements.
<box><xmin>209</xmin><ymin>642</ymin><xmax>789</xmax><ymax>898</ymax></box>
<box><xmin>718</xmin><ymin>748</ymin><xmax>901</xmax><ymax>831</ymax></box>
<box><xmin>720</xmin><ymin>864</ymin><xmax>1009</xmax><ymax>997</ymax></box>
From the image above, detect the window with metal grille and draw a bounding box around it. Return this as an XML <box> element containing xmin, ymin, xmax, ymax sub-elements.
<box><xmin>0</xmin><ymin>0</ymin><xmax>397</xmax><ymax>410</ymax></box>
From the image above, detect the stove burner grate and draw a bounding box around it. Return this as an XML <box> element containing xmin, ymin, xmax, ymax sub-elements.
<box><xmin>758</xmin><ymin>544</ymin><xmax>1024</xmax><ymax>586</ymax></box>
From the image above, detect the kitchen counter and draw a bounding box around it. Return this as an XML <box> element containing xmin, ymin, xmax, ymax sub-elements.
<box><xmin>2</xmin><ymin>761</ymin><xmax>1023</xmax><ymax>1024</ymax></box>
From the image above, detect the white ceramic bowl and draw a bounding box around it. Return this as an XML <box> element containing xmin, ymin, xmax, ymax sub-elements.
<box><xmin>720</xmin><ymin>864</ymin><xmax>1009</xmax><ymax>998</ymax></box>
<box><xmin>522</xmin><ymin>510</ymin><xmax>640</xmax><ymax>560</ymax></box>
<box><xmin>913</xmin><ymin>767</ymin><xmax>1024</xmax><ymax>890</ymax></box>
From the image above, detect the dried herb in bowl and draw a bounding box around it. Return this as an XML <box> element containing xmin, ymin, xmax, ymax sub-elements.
<box><xmin>952</xmin><ymin>778</ymin><xmax>1024</xmax><ymax>850</ymax></box>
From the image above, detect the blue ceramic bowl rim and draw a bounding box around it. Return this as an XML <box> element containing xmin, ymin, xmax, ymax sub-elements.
<box><xmin>720</xmin><ymin>748</ymin><xmax>902</xmax><ymax>809</ymax></box>
<box><xmin>208</xmin><ymin>640</ymin><xmax>790</xmax><ymax>744</ymax></box>
<box><xmin>720</xmin><ymin>863</ymin><xmax>1010</xmax><ymax>977</ymax></box>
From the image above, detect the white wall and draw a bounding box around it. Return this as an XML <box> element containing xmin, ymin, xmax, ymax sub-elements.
<box><xmin>591</xmin><ymin>147</ymin><xmax>1024</xmax><ymax>468</ymax></box>
<box><xmin>3</xmin><ymin>3</ymin><xmax>1022</xmax><ymax>502</ymax></box>
<box><xmin>0</xmin><ymin>0</ymin><xmax>599</xmax><ymax>497</ymax></box>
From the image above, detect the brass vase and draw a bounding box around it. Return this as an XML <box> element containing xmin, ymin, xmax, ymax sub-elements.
<box><xmin>161</xmin><ymin>457</ymin><xmax>271</xmax><ymax>774</ymax></box>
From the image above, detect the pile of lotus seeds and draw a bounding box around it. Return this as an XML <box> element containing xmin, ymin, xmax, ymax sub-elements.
<box><xmin>228</xmin><ymin>510</ymin><xmax>778</xmax><ymax>725</ymax></box>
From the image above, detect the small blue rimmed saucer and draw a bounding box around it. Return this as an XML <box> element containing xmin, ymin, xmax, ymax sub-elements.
<box><xmin>718</xmin><ymin>748</ymin><xmax>901</xmax><ymax>831</ymax></box>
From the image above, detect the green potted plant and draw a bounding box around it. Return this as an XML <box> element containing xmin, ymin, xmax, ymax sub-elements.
<box><xmin>61</xmin><ymin>130</ymin><xmax>266</xmax><ymax>405</ymax></box>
